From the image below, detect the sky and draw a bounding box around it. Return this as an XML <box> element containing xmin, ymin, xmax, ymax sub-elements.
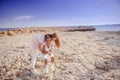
<box><xmin>0</xmin><ymin>0</ymin><xmax>120</xmax><ymax>28</ymax></box>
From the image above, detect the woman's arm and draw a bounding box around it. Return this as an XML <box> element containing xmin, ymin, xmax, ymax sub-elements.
<box><xmin>38</xmin><ymin>43</ymin><xmax>41</xmax><ymax>51</ymax></box>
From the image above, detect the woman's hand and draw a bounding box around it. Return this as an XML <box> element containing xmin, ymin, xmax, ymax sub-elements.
<box><xmin>38</xmin><ymin>43</ymin><xmax>41</xmax><ymax>51</ymax></box>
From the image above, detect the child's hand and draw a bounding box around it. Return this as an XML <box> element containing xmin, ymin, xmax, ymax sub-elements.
<box><xmin>49</xmin><ymin>53</ymin><xmax>51</xmax><ymax>56</ymax></box>
<box><xmin>49</xmin><ymin>49</ymin><xmax>52</xmax><ymax>52</ymax></box>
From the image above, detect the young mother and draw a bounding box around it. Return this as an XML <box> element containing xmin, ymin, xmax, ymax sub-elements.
<box><xmin>30</xmin><ymin>33</ymin><xmax>60</xmax><ymax>74</ymax></box>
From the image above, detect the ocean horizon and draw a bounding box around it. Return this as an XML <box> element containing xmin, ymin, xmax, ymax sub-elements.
<box><xmin>0</xmin><ymin>25</ymin><xmax>120</xmax><ymax>31</ymax></box>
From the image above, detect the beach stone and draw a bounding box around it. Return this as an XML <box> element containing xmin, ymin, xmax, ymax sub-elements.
<box><xmin>14</xmin><ymin>78</ymin><xmax>22</xmax><ymax>80</ymax></box>
<box><xmin>7</xmin><ymin>30</ymin><xmax>15</xmax><ymax>35</ymax></box>
<box><xmin>95</xmin><ymin>61</ymin><xmax>109</xmax><ymax>71</ymax></box>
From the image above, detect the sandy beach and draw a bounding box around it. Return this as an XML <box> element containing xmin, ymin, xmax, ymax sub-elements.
<box><xmin>0</xmin><ymin>29</ymin><xmax>120</xmax><ymax>80</ymax></box>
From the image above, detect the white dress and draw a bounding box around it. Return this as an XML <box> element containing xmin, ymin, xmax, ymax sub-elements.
<box><xmin>40</xmin><ymin>42</ymin><xmax>54</xmax><ymax>60</ymax></box>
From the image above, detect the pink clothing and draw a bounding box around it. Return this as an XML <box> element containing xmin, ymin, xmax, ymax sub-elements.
<box><xmin>30</xmin><ymin>33</ymin><xmax>45</xmax><ymax>51</ymax></box>
<box><xmin>30</xmin><ymin>33</ymin><xmax>45</xmax><ymax>69</ymax></box>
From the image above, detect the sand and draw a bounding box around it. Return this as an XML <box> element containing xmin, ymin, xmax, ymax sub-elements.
<box><xmin>0</xmin><ymin>31</ymin><xmax>120</xmax><ymax>80</ymax></box>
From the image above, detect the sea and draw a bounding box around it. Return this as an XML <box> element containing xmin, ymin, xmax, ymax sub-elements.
<box><xmin>0</xmin><ymin>25</ymin><xmax>120</xmax><ymax>31</ymax></box>
<box><xmin>0</xmin><ymin>28</ymin><xmax>17</xmax><ymax>31</ymax></box>
<box><xmin>92</xmin><ymin>25</ymin><xmax>120</xmax><ymax>31</ymax></box>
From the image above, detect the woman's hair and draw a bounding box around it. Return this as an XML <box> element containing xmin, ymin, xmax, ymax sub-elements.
<box><xmin>51</xmin><ymin>33</ymin><xmax>60</xmax><ymax>48</ymax></box>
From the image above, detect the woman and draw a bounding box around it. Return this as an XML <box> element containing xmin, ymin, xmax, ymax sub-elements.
<box><xmin>30</xmin><ymin>33</ymin><xmax>60</xmax><ymax>75</ymax></box>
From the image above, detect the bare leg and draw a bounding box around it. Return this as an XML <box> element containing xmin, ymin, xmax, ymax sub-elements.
<box><xmin>44</xmin><ymin>59</ymin><xmax>49</xmax><ymax>73</ymax></box>
<box><xmin>50</xmin><ymin>57</ymin><xmax>55</xmax><ymax>71</ymax></box>
<box><xmin>45</xmin><ymin>59</ymin><xmax>48</xmax><ymax>65</ymax></box>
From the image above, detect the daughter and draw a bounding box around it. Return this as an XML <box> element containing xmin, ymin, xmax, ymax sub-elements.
<box><xmin>40</xmin><ymin>34</ymin><xmax>55</xmax><ymax>73</ymax></box>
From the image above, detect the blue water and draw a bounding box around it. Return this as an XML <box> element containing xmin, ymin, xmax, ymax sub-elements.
<box><xmin>93</xmin><ymin>25</ymin><xmax>120</xmax><ymax>31</ymax></box>
<box><xmin>0</xmin><ymin>25</ymin><xmax>120</xmax><ymax>31</ymax></box>
<box><xmin>0</xmin><ymin>28</ymin><xmax>17</xmax><ymax>31</ymax></box>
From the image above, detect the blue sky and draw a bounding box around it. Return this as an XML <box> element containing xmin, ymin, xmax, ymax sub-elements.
<box><xmin>0</xmin><ymin>0</ymin><xmax>120</xmax><ymax>28</ymax></box>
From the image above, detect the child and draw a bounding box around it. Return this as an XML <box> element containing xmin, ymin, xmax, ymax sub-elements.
<box><xmin>40</xmin><ymin>34</ymin><xmax>54</xmax><ymax>73</ymax></box>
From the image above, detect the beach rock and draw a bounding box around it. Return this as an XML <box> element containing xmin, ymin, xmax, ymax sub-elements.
<box><xmin>14</xmin><ymin>78</ymin><xmax>22</xmax><ymax>80</ymax></box>
<box><xmin>0</xmin><ymin>31</ymin><xmax>5</xmax><ymax>36</ymax></box>
<box><xmin>7</xmin><ymin>30</ymin><xmax>15</xmax><ymax>35</ymax></box>
<box><xmin>0</xmin><ymin>31</ymin><xmax>4</xmax><ymax>34</ymax></box>
<box><xmin>68</xmin><ymin>26</ymin><xmax>96</xmax><ymax>32</ymax></box>
<box><xmin>0</xmin><ymin>26</ymin><xmax>96</xmax><ymax>37</ymax></box>
<box><xmin>95</xmin><ymin>61</ymin><xmax>109</xmax><ymax>71</ymax></box>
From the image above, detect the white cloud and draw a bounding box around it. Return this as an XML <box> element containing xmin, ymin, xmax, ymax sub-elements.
<box><xmin>13</xmin><ymin>16</ymin><xmax>34</xmax><ymax>20</ymax></box>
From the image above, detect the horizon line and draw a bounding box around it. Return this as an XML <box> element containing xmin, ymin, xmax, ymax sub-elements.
<box><xmin>0</xmin><ymin>23</ymin><xmax>120</xmax><ymax>28</ymax></box>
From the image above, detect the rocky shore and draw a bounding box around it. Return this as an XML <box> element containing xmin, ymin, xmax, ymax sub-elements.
<box><xmin>0</xmin><ymin>26</ymin><xmax>96</xmax><ymax>36</ymax></box>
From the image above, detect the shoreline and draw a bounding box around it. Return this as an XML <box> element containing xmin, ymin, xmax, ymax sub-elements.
<box><xmin>0</xmin><ymin>26</ymin><xmax>96</xmax><ymax>36</ymax></box>
<box><xmin>0</xmin><ymin>27</ymin><xmax>120</xmax><ymax>37</ymax></box>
